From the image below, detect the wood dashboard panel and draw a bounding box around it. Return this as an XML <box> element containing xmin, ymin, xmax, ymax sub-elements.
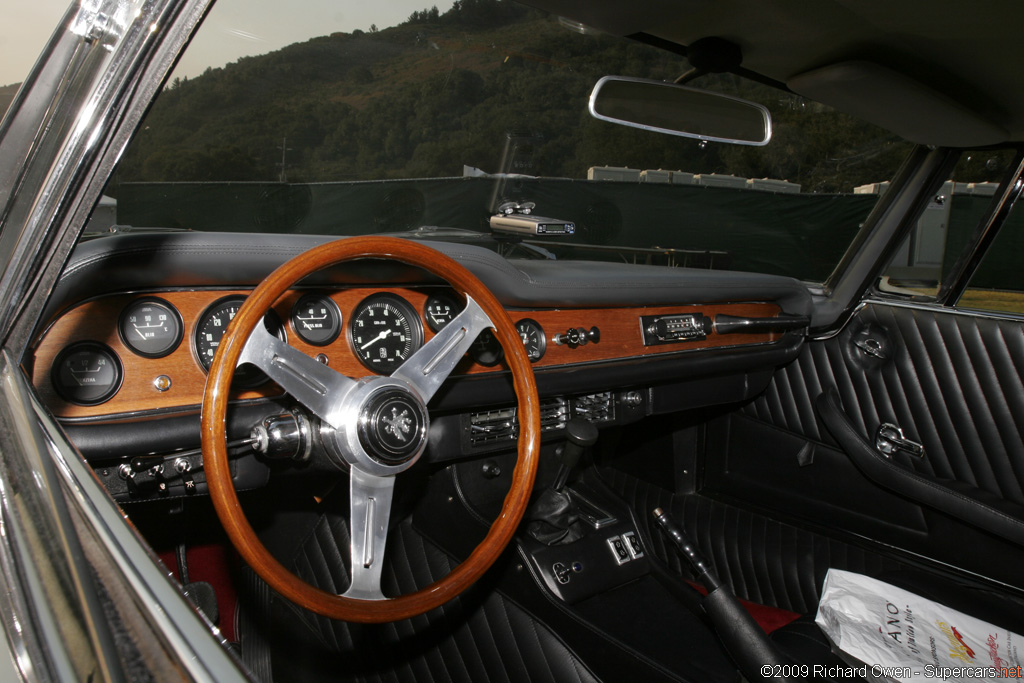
<box><xmin>30</xmin><ymin>288</ymin><xmax>781</xmax><ymax>419</ymax></box>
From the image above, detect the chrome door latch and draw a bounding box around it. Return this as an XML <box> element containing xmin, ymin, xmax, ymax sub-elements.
<box><xmin>876</xmin><ymin>423</ymin><xmax>924</xmax><ymax>458</ymax></box>
<box><xmin>855</xmin><ymin>337</ymin><xmax>886</xmax><ymax>359</ymax></box>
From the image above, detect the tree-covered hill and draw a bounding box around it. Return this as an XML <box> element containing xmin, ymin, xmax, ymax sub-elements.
<box><xmin>110</xmin><ymin>0</ymin><xmax>938</xmax><ymax>194</ymax></box>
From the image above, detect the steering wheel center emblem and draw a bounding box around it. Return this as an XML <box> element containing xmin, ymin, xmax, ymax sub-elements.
<box><xmin>357</xmin><ymin>387</ymin><xmax>427</xmax><ymax>465</ymax></box>
<box><xmin>383</xmin><ymin>407</ymin><xmax>413</xmax><ymax>441</ymax></box>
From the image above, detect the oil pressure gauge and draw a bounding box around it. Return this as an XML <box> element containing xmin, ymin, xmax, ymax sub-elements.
<box><xmin>291</xmin><ymin>293</ymin><xmax>342</xmax><ymax>346</ymax></box>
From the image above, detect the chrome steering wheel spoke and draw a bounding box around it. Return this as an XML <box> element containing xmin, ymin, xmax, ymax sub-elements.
<box><xmin>342</xmin><ymin>468</ymin><xmax>396</xmax><ymax>600</ymax></box>
<box><xmin>238</xmin><ymin>322</ymin><xmax>356</xmax><ymax>429</ymax></box>
<box><xmin>393</xmin><ymin>295</ymin><xmax>492</xmax><ymax>404</ymax></box>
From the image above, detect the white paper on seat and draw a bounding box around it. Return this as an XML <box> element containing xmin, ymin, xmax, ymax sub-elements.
<box><xmin>815</xmin><ymin>569</ymin><xmax>1022</xmax><ymax>683</ymax></box>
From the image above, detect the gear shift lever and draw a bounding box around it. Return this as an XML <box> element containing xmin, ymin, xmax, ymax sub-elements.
<box><xmin>552</xmin><ymin>418</ymin><xmax>598</xmax><ymax>491</ymax></box>
<box><xmin>525</xmin><ymin>418</ymin><xmax>598</xmax><ymax>545</ymax></box>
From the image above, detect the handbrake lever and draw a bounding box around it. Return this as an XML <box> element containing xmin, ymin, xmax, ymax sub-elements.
<box><xmin>653</xmin><ymin>508</ymin><xmax>795</xmax><ymax>683</ymax></box>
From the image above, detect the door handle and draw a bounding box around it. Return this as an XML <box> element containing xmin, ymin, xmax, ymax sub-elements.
<box><xmin>875</xmin><ymin>423</ymin><xmax>924</xmax><ymax>458</ymax></box>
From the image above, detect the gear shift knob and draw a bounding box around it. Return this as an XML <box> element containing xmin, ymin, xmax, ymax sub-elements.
<box><xmin>552</xmin><ymin>418</ymin><xmax>598</xmax><ymax>491</ymax></box>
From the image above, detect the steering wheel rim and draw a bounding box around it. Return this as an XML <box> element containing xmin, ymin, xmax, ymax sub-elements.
<box><xmin>201</xmin><ymin>236</ymin><xmax>540</xmax><ymax>623</ymax></box>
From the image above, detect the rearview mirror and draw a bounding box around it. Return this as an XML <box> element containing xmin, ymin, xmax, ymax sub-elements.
<box><xmin>589</xmin><ymin>76</ymin><xmax>772</xmax><ymax>146</ymax></box>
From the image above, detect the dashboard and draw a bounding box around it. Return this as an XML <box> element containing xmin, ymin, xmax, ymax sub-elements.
<box><xmin>28</xmin><ymin>231</ymin><xmax>813</xmax><ymax>501</ymax></box>
<box><xmin>31</xmin><ymin>286</ymin><xmax>784</xmax><ymax>419</ymax></box>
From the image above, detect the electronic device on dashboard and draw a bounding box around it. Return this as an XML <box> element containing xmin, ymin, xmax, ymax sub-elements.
<box><xmin>490</xmin><ymin>201</ymin><xmax>575</xmax><ymax>237</ymax></box>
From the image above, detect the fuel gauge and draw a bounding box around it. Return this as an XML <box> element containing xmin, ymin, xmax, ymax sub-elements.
<box><xmin>52</xmin><ymin>342</ymin><xmax>123</xmax><ymax>405</ymax></box>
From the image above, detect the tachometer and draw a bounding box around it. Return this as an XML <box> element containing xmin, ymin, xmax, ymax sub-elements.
<box><xmin>349</xmin><ymin>293</ymin><xmax>423</xmax><ymax>374</ymax></box>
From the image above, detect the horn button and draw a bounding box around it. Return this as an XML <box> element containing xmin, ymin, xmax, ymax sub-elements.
<box><xmin>357</xmin><ymin>388</ymin><xmax>428</xmax><ymax>465</ymax></box>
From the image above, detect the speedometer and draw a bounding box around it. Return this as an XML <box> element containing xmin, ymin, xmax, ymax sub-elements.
<box><xmin>194</xmin><ymin>296</ymin><xmax>284</xmax><ymax>388</ymax></box>
<box><xmin>349</xmin><ymin>293</ymin><xmax>423</xmax><ymax>374</ymax></box>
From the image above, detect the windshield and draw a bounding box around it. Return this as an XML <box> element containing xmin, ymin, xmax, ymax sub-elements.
<box><xmin>100</xmin><ymin>0</ymin><xmax>918</xmax><ymax>282</ymax></box>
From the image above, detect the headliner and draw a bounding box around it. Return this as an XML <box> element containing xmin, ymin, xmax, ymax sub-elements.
<box><xmin>523</xmin><ymin>0</ymin><xmax>1023</xmax><ymax>146</ymax></box>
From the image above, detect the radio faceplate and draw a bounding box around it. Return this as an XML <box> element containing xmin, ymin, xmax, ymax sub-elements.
<box><xmin>640</xmin><ymin>313</ymin><xmax>711</xmax><ymax>346</ymax></box>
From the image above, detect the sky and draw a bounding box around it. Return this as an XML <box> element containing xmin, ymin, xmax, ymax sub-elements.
<box><xmin>1</xmin><ymin>0</ymin><xmax>454</xmax><ymax>86</ymax></box>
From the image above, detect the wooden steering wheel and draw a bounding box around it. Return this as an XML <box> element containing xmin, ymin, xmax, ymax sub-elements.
<box><xmin>200</xmin><ymin>237</ymin><xmax>540</xmax><ymax>623</ymax></box>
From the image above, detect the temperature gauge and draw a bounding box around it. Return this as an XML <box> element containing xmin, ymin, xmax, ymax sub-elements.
<box><xmin>119</xmin><ymin>298</ymin><xmax>183</xmax><ymax>358</ymax></box>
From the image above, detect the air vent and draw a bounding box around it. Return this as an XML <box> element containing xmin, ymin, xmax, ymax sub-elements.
<box><xmin>540</xmin><ymin>397</ymin><xmax>568</xmax><ymax>432</ymax></box>
<box><xmin>573</xmin><ymin>392</ymin><xmax>615</xmax><ymax>422</ymax></box>
<box><xmin>469</xmin><ymin>407</ymin><xmax>516</xmax><ymax>445</ymax></box>
<box><xmin>468</xmin><ymin>398</ymin><xmax>567</xmax><ymax>447</ymax></box>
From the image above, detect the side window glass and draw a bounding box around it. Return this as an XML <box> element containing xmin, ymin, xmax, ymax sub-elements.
<box><xmin>878</xmin><ymin>149</ymin><xmax>1016</xmax><ymax>298</ymax></box>
<box><xmin>955</xmin><ymin>198</ymin><xmax>1024</xmax><ymax>315</ymax></box>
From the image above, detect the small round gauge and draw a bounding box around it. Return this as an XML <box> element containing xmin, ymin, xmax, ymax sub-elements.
<box><xmin>291</xmin><ymin>293</ymin><xmax>342</xmax><ymax>346</ymax></box>
<box><xmin>52</xmin><ymin>342</ymin><xmax>123</xmax><ymax>405</ymax></box>
<box><xmin>515</xmin><ymin>318</ymin><xmax>546</xmax><ymax>362</ymax></box>
<box><xmin>119</xmin><ymin>297</ymin><xmax>183</xmax><ymax>358</ymax></box>
<box><xmin>194</xmin><ymin>296</ymin><xmax>284</xmax><ymax>388</ymax></box>
<box><xmin>424</xmin><ymin>292</ymin><xmax>463</xmax><ymax>333</ymax></box>
<box><xmin>349</xmin><ymin>293</ymin><xmax>423</xmax><ymax>374</ymax></box>
<box><xmin>470</xmin><ymin>329</ymin><xmax>504</xmax><ymax>367</ymax></box>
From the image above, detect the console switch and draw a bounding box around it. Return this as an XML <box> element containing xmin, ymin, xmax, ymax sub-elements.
<box><xmin>607</xmin><ymin>535</ymin><xmax>631</xmax><ymax>565</ymax></box>
<box><xmin>623</xmin><ymin>531</ymin><xmax>644</xmax><ymax>559</ymax></box>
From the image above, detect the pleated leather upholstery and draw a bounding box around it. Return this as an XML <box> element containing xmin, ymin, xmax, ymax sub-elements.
<box><xmin>600</xmin><ymin>468</ymin><xmax>906</xmax><ymax>614</ymax></box>
<box><xmin>742</xmin><ymin>302</ymin><xmax>1024</xmax><ymax>504</ymax></box>
<box><xmin>281</xmin><ymin>514</ymin><xmax>600</xmax><ymax>683</ymax></box>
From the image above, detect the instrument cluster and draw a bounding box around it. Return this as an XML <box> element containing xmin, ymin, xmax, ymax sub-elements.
<box><xmin>43</xmin><ymin>287</ymin><xmax>550</xmax><ymax>411</ymax></box>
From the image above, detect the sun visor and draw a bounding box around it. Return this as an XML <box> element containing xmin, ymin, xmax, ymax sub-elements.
<box><xmin>788</xmin><ymin>61</ymin><xmax>1007</xmax><ymax>147</ymax></box>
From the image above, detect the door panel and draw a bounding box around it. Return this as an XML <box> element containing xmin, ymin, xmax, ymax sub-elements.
<box><xmin>704</xmin><ymin>301</ymin><xmax>1024</xmax><ymax>591</ymax></box>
